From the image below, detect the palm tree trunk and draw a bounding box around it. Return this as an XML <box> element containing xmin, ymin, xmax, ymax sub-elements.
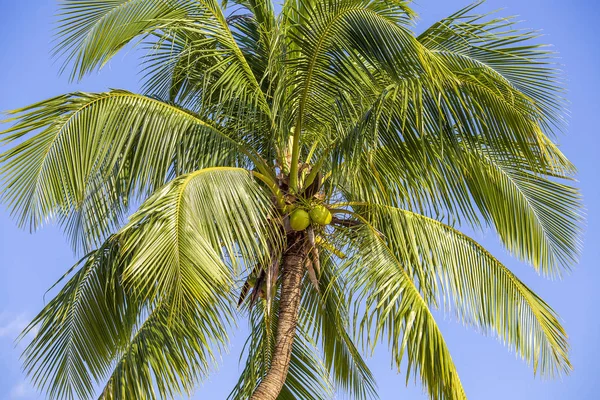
<box><xmin>250</xmin><ymin>236</ymin><xmax>306</xmax><ymax>400</ymax></box>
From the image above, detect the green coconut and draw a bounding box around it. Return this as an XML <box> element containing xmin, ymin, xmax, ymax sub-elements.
<box><xmin>290</xmin><ymin>209</ymin><xmax>310</xmax><ymax>231</ymax></box>
<box><xmin>309</xmin><ymin>205</ymin><xmax>332</xmax><ymax>226</ymax></box>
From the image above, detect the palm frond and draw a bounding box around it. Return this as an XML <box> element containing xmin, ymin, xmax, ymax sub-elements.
<box><xmin>339</xmin><ymin>224</ymin><xmax>467</xmax><ymax>400</ymax></box>
<box><xmin>301</xmin><ymin>251</ymin><xmax>378</xmax><ymax>400</ymax></box>
<box><xmin>119</xmin><ymin>167</ymin><xmax>281</xmax><ymax>311</ymax></box>
<box><xmin>55</xmin><ymin>0</ymin><xmax>199</xmax><ymax>80</ymax></box>
<box><xmin>21</xmin><ymin>237</ymin><xmax>133</xmax><ymax>400</ymax></box>
<box><xmin>21</xmin><ymin>166</ymin><xmax>278</xmax><ymax>399</ymax></box>
<box><xmin>337</xmin><ymin>134</ymin><xmax>582</xmax><ymax>275</ymax></box>
<box><xmin>283</xmin><ymin>0</ymin><xmax>419</xmax><ymax>188</ymax></box>
<box><xmin>358</xmin><ymin>204</ymin><xmax>571</xmax><ymax>376</ymax></box>
<box><xmin>56</xmin><ymin>0</ymin><xmax>274</xmax><ymax>124</ymax></box>
<box><xmin>279</xmin><ymin>329</ymin><xmax>334</xmax><ymax>400</ymax></box>
<box><xmin>229</xmin><ymin>301</ymin><xmax>334</xmax><ymax>400</ymax></box>
<box><xmin>138</xmin><ymin>19</ymin><xmax>277</xmax><ymax>156</ymax></box>
<box><xmin>418</xmin><ymin>1</ymin><xmax>566</xmax><ymax>130</ymax></box>
<box><xmin>318</xmin><ymin>2</ymin><xmax>571</xmax><ymax>207</ymax></box>
<box><xmin>22</xmin><ymin>235</ymin><xmax>233</xmax><ymax>400</ymax></box>
<box><xmin>99</xmin><ymin>301</ymin><xmax>230</xmax><ymax>400</ymax></box>
<box><xmin>1</xmin><ymin>1</ymin><xmax>583</xmax><ymax>400</ymax></box>
<box><xmin>0</xmin><ymin>91</ymin><xmax>251</xmax><ymax>252</ymax></box>
<box><xmin>460</xmin><ymin>143</ymin><xmax>582</xmax><ymax>276</ymax></box>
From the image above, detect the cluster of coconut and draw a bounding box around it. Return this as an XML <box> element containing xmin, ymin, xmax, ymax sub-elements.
<box><xmin>289</xmin><ymin>204</ymin><xmax>332</xmax><ymax>231</ymax></box>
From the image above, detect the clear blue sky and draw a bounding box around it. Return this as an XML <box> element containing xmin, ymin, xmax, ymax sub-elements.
<box><xmin>0</xmin><ymin>1</ymin><xmax>598</xmax><ymax>399</ymax></box>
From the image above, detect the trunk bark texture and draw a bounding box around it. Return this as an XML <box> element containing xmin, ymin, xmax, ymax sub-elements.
<box><xmin>250</xmin><ymin>235</ymin><xmax>306</xmax><ymax>400</ymax></box>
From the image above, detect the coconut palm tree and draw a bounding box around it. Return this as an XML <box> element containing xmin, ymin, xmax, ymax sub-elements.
<box><xmin>0</xmin><ymin>0</ymin><xmax>582</xmax><ymax>399</ymax></box>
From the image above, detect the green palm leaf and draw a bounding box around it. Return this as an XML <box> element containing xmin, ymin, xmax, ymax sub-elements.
<box><xmin>119</xmin><ymin>167</ymin><xmax>281</xmax><ymax>309</ymax></box>
<box><xmin>337</xmin><ymin>135</ymin><xmax>582</xmax><ymax>275</ymax></box>
<box><xmin>99</xmin><ymin>301</ymin><xmax>230</xmax><ymax>400</ymax></box>
<box><xmin>461</xmin><ymin>143</ymin><xmax>582</xmax><ymax>275</ymax></box>
<box><xmin>229</xmin><ymin>302</ymin><xmax>334</xmax><ymax>400</ymax></box>
<box><xmin>361</xmin><ymin>204</ymin><xmax>571</xmax><ymax>376</ymax></box>
<box><xmin>301</xmin><ymin>252</ymin><xmax>378</xmax><ymax>400</ymax></box>
<box><xmin>55</xmin><ymin>0</ymin><xmax>199</xmax><ymax>80</ymax></box>
<box><xmin>418</xmin><ymin>1</ymin><xmax>565</xmax><ymax>129</ymax></box>
<box><xmin>340</xmin><ymin>223</ymin><xmax>467</xmax><ymax>400</ymax></box>
<box><xmin>21</xmin><ymin>238</ymin><xmax>133</xmax><ymax>400</ymax></box>
<box><xmin>0</xmin><ymin>91</ymin><xmax>250</xmax><ymax>251</ymax></box>
<box><xmin>21</xmin><ymin>167</ymin><xmax>279</xmax><ymax>400</ymax></box>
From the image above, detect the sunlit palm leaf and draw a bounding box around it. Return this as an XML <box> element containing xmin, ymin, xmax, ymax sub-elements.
<box><xmin>337</xmin><ymin>135</ymin><xmax>582</xmax><ymax>275</ymax></box>
<box><xmin>119</xmin><ymin>167</ymin><xmax>281</xmax><ymax>310</ymax></box>
<box><xmin>340</xmin><ymin>224</ymin><xmax>467</xmax><ymax>400</ymax></box>
<box><xmin>55</xmin><ymin>0</ymin><xmax>199</xmax><ymax>80</ymax></box>
<box><xmin>418</xmin><ymin>1</ymin><xmax>565</xmax><ymax>130</ymax></box>
<box><xmin>22</xmin><ymin>167</ymin><xmax>278</xmax><ymax>400</ymax></box>
<box><xmin>0</xmin><ymin>91</ymin><xmax>248</xmax><ymax>251</ymax></box>
<box><xmin>55</xmin><ymin>0</ymin><xmax>275</xmax><ymax>148</ymax></box>
<box><xmin>461</xmin><ymin>143</ymin><xmax>582</xmax><ymax>275</ymax></box>
<box><xmin>321</xmin><ymin>3</ymin><xmax>570</xmax><ymax>201</ymax></box>
<box><xmin>362</xmin><ymin>204</ymin><xmax>571</xmax><ymax>376</ymax></box>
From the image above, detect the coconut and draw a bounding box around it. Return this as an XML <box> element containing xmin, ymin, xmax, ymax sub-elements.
<box><xmin>290</xmin><ymin>209</ymin><xmax>310</xmax><ymax>231</ymax></box>
<box><xmin>309</xmin><ymin>205</ymin><xmax>332</xmax><ymax>226</ymax></box>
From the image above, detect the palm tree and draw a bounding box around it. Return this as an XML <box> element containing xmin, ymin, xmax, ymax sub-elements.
<box><xmin>0</xmin><ymin>0</ymin><xmax>582</xmax><ymax>399</ymax></box>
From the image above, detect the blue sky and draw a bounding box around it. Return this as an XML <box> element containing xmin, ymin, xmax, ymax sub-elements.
<box><xmin>0</xmin><ymin>0</ymin><xmax>598</xmax><ymax>399</ymax></box>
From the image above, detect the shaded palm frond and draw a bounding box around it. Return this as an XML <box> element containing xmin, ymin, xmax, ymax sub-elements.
<box><xmin>301</xmin><ymin>251</ymin><xmax>378</xmax><ymax>400</ymax></box>
<box><xmin>21</xmin><ymin>237</ymin><xmax>134</xmax><ymax>400</ymax></box>
<box><xmin>283</xmin><ymin>0</ymin><xmax>420</xmax><ymax>188</ymax></box>
<box><xmin>98</xmin><ymin>300</ymin><xmax>230</xmax><ymax>400</ymax></box>
<box><xmin>229</xmin><ymin>301</ymin><xmax>334</xmax><ymax>400</ymax></box>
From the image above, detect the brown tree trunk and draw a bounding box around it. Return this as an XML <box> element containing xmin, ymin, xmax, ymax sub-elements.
<box><xmin>250</xmin><ymin>235</ymin><xmax>306</xmax><ymax>400</ymax></box>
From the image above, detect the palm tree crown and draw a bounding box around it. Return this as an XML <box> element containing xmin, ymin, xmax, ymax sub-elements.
<box><xmin>0</xmin><ymin>1</ymin><xmax>583</xmax><ymax>399</ymax></box>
